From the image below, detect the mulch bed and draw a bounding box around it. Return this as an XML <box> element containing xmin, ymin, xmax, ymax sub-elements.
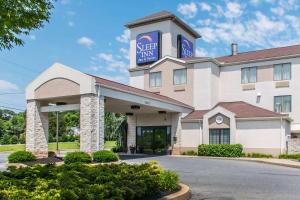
<box><xmin>23</xmin><ymin>157</ymin><xmax>63</xmax><ymax>166</ymax></box>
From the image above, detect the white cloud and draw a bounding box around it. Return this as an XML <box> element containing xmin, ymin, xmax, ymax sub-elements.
<box><xmin>100</xmin><ymin>74</ymin><xmax>129</xmax><ymax>84</ymax></box>
<box><xmin>224</xmin><ymin>2</ymin><xmax>243</xmax><ymax>18</ymax></box>
<box><xmin>199</xmin><ymin>2</ymin><xmax>211</xmax><ymax>11</ymax></box>
<box><xmin>29</xmin><ymin>35</ymin><xmax>36</xmax><ymax>40</ymax></box>
<box><xmin>77</xmin><ymin>37</ymin><xmax>95</xmax><ymax>48</ymax></box>
<box><xmin>0</xmin><ymin>80</ymin><xmax>18</xmax><ymax>91</ymax></box>
<box><xmin>68</xmin><ymin>21</ymin><xmax>75</xmax><ymax>27</ymax></box>
<box><xmin>196</xmin><ymin>47</ymin><xmax>208</xmax><ymax>57</ymax></box>
<box><xmin>116</xmin><ymin>29</ymin><xmax>130</xmax><ymax>43</ymax></box>
<box><xmin>119</xmin><ymin>48</ymin><xmax>129</xmax><ymax>60</ymax></box>
<box><xmin>96</xmin><ymin>53</ymin><xmax>129</xmax><ymax>75</ymax></box>
<box><xmin>177</xmin><ymin>2</ymin><xmax>198</xmax><ymax>19</ymax></box>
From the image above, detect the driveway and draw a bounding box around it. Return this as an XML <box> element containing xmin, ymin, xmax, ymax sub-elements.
<box><xmin>121</xmin><ymin>155</ymin><xmax>300</xmax><ymax>200</ymax></box>
<box><xmin>1</xmin><ymin>153</ymin><xmax>300</xmax><ymax>199</ymax></box>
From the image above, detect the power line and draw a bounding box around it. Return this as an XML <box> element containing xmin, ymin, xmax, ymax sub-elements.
<box><xmin>0</xmin><ymin>105</ymin><xmax>25</xmax><ymax>111</ymax></box>
<box><xmin>0</xmin><ymin>92</ymin><xmax>24</xmax><ymax>96</ymax></box>
<box><xmin>0</xmin><ymin>57</ymin><xmax>42</xmax><ymax>74</ymax></box>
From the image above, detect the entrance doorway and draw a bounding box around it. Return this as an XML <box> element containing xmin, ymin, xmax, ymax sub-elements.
<box><xmin>136</xmin><ymin>126</ymin><xmax>171</xmax><ymax>154</ymax></box>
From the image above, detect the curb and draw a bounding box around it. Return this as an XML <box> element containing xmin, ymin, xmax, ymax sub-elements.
<box><xmin>159</xmin><ymin>183</ymin><xmax>191</xmax><ymax>200</ymax></box>
<box><xmin>171</xmin><ymin>155</ymin><xmax>300</xmax><ymax>169</ymax></box>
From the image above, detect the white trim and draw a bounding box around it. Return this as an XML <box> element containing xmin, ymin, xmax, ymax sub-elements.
<box><xmin>40</xmin><ymin>104</ymin><xmax>80</xmax><ymax>112</ymax></box>
<box><xmin>129</xmin><ymin>56</ymin><xmax>186</xmax><ymax>72</ymax></box>
<box><xmin>99</xmin><ymin>86</ymin><xmax>193</xmax><ymax>113</ymax></box>
<box><xmin>26</xmin><ymin>63</ymin><xmax>96</xmax><ymax>100</ymax></box>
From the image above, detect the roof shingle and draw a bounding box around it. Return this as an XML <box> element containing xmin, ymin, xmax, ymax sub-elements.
<box><xmin>183</xmin><ymin>101</ymin><xmax>284</xmax><ymax>120</ymax></box>
<box><xmin>90</xmin><ymin>75</ymin><xmax>193</xmax><ymax>109</ymax></box>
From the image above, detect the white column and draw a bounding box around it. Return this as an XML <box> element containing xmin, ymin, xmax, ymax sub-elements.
<box><xmin>26</xmin><ymin>100</ymin><xmax>49</xmax><ymax>158</ymax></box>
<box><xmin>80</xmin><ymin>94</ymin><xmax>104</xmax><ymax>153</ymax></box>
<box><xmin>127</xmin><ymin>115</ymin><xmax>137</xmax><ymax>152</ymax></box>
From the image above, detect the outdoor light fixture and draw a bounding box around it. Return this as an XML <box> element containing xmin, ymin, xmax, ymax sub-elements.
<box><xmin>131</xmin><ymin>105</ymin><xmax>140</xmax><ymax>110</ymax></box>
<box><xmin>158</xmin><ymin>111</ymin><xmax>166</xmax><ymax>114</ymax></box>
<box><xmin>125</xmin><ymin>112</ymin><xmax>134</xmax><ymax>116</ymax></box>
<box><xmin>56</xmin><ymin>102</ymin><xmax>67</xmax><ymax>106</ymax></box>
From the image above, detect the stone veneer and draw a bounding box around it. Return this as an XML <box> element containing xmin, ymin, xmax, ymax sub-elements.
<box><xmin>127</xmin><ymin>115</ymin><xmax>137</xmax><ymax>152</ymax></box>
<box><xmin>80</xmin><ymin>94</ymin><xmax>104</xmax><ymax>153</ymax></box>
<box><xmin>26</xmin><ymin>100</ymin><xmax>49</xmax><ymax>158</ymax></box>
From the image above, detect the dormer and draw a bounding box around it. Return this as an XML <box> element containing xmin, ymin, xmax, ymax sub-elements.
<box><xmin>125</xmin><ymin>11</ymin><xmax>201</xmax><ymax>69</ymax></box>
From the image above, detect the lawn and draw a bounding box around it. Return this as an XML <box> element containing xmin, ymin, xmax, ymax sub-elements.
<box><xmin>0</xmin><ymin>141</ymin><xmax>116</xmax><ymax>152</ymax></box>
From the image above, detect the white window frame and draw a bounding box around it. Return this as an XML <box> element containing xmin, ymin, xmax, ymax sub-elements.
<box><xmin>241</xmin><ymin>67</ymin><xmax>257</xmax><ymax>84</ymax></box>
<box><xmin>274</xmin><ymin>95</ymin><xmax>292</xmax><ymax>113</ymax></box>
<box><xmin>274</xmin><ymin>63</ymin><xmax>291</xmax><ymax>81</ymax></box>
<box><xmin>173</xmin><ymin>68</ymin><xmax>187</xmax><ymax>85</ymax></box>
<box><xmin>149</xmin><ymin>72</ymin><xmax>161</xmax><ymax>88</ymax></box>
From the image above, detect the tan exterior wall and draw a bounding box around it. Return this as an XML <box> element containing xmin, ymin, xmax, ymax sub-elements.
<box><xmin>257</xmin><ymin>65</ymin><xmax>273</xmax><ymax>82</ymax></box>
<box><xmin>208</xmin><ymin>113</ymin><xmax>230</xmax><ymax>129</ymax></box>
<box><xmin>181</xmin><ymin>122</ymin><xmax>202</xmax><ymax>148</ymax></box>
<box><xmin>35</xmin><ymin>78</ymin><xmax>80</xmax><ymax>99</ymax></box>
<box><xmin>144</xmin><ymin>60</ymin><xmax>194</xmax><ymax>106</ymax></box>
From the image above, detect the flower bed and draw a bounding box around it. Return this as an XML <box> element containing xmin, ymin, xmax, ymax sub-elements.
<box><xmin>0</xmin><ymin>162</ymin><xmax>179</xmax><ymax>200</ymax></box>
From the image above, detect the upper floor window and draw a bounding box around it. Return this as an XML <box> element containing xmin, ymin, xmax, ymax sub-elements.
<box><xmin>274</xmin><ymin>63</ymin><xmax>291</xmax><ymax>81</ymax></box>
<box><xmin>274</xmin><ymin>95</ymin><xmax>292</xmax><ymax>113</ymax></box>
<box><xmin>173</xmin><ymin>68</ymin><xmax>187</xmax><ymax>85</ymax></box>
<box><xmin>241</xmin><ymin>67</ymin><xmax>257</xmax><ymax>84</ymax></box>
<box><xmin>149</xmin><ymin>72</ymin><xmax>161</xmax><ymax>88</ymax></box>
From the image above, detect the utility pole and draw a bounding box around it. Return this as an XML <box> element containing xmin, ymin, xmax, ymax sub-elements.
<box><xmin>56</xmin><ymin>111</ymin><xmax>59</xmax><ymax>153</ymax></box>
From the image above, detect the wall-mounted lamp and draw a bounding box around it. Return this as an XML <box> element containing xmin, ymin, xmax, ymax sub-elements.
<box><xmin>131</xmin><ymin>105</ymin><xmax>140</xmax><ymax>110</ymax></box>
<box><xmin>158</xmin><ymin>111</ymin><xmax>166</xmax><ymax>114</ymax></box>
<box><xmin>256</xmin><ymin>92</ymin><xmax>262</xmax><ymax>103</ymax></box>
<box><xmin>125</xmin><ymin>112</ymin><xmax>134</xmax><ymax>116</ymax></box>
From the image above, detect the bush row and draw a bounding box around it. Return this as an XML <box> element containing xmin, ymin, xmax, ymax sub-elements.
<box><xmin>198</xmin><ymin>144</ymin><xmax>243</xmax><ymax>157</ymax></box>
<box><xmin>279</xmin><ymin>153</ymin><xmax>300</xmax><ymax>160</ymax></box>
<box><xmin>8</xmin><ymin>150</ymin><xmax>119</xmax><ymax>164</ymax></box>
<box><xmin>64</xmin><ymin>150</ymin><xmax>119</xmax><ymax>164</ymax></box>
<box><xmin>0</xmin><ymin>162</ymin><xmax>179</xmax><ymax>200</ymax></box>
<box><xmin>242</xmin><ymin>152</ymin><xmax>273</xmax><ymax>158</ymax></box>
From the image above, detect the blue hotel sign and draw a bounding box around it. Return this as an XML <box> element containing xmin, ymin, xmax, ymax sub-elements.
<box><xmin>178</xmin><ymin>35</ymin><xmax>193</xmax><ymax>58</ymax></box>
<box><xmin>136</xmin><ymin>31</ymin><xmax>160</xmax><ymax>65</ymax></box>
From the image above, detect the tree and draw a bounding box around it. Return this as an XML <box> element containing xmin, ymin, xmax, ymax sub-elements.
<box><xmin>104</xmin><ymin>113</ymin><xmax>126</xmax><ymax>141</ymax></box>
<box><xmin>0</xmin><ymin>0</ymin><xmax>54</xmax><ymax>50</ymax></box>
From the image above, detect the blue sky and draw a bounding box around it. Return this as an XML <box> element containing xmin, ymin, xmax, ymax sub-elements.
<box><xmin>0</xmin><ymin>0</ymin><xmax>300</xmax><ymax>111</ymax></box>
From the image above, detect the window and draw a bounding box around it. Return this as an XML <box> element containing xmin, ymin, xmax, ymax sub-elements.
<box><xmin>173</xmin><ymin>68</ymin><xmax>187</xmax><ymax>85</ymax></box>
<box><xmin>149</xmin><ymin>72</ymin><xmax>161</xmax><ymax>87</ymax></box>
<box><xmin>274</xmin><ymin>63</ymin><xmax>291</xmax><ymax>81</ymax></box>
<box><xmin>241</xmin><ymin>67</ymin><xmax>257</xmax><ymax>84</ymax></box>
<box><xmin>274</xmin><ymin>95</ymin><xmax>292</xmax><ymax>113</ymax></box>
<box><xmin>209</xmin><ymin>129</ymin><xmax>230</xmax><ymax>144</ymax></box>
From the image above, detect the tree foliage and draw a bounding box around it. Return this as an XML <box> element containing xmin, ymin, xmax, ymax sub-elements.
<box><xmin>0</xmin><ymin>0</ymin><xmax>54</xmax><ymax>50</ymax></box>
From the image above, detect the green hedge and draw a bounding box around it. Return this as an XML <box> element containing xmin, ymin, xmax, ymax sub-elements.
<box><xmin>64</xmin><ymin>152</ymin><xmax>92</xmax><ymax>164</ymax></box>
<box><xmin>8</xmin><ymin>151</ymin><xmax>36</xmax><ymax>163</ymax></box>
<box><xmin>279</xmin><ymin>154</ymin><xmax>300</xmax><ymax>160</ymax></box>
<box><xmin>0</xmin><ymin>162</ymin><xmax>179</xmax><ymax>200</ymax></box>
<box><xmin>244</xmin><ymin>152</ymin><xmax>273</xmax><ymax>158</ymax></box>
<box><xmin>198</xmin><ymin>144</ymin><xmax>243</xmax><ymax>157</ymax></box>
<box><xmin>92</xmin><ymin>150</ymin><xmax>119</xmax><ymax>163</ymax></box>
<box><xmin>182</xmin><ymin>150</ymin><xmax>197</xmax><ymax>156</ymax></box>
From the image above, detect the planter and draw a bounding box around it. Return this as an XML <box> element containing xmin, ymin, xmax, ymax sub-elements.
<box><xmin>159</xmin><ymin>183</ymin><xmax>191</xmax><ymax>200</ymax></box>
<box><xmin>129</xmin><ymin>146</ymin><xmax>136</xmax><ymax>154</ymax></box>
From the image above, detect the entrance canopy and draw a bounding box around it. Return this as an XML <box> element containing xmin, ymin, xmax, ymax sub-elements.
<box><xmin>25</xmin><ymin>63</ymin><xmax>193</xmax><ymax>157</ymax></box>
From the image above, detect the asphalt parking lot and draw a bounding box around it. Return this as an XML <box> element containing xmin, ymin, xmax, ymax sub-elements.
<box><xmin>121</xmin><ymin>155</ymin><xmax>300</xmax><ymax>200</ymax></box>
<box><xmin>1</xmin><ymin>153</ymin><xmax>300</xmax><ymax>199</ymax></box>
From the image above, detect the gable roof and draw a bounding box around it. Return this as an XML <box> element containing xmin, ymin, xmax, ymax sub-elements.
<box><xmin>215</xmin><ymin>44</ymin><xmax>300</xmax><ymax>64</ymax></box>
<box><xmin>125</xmin><ymin>11</ymin><xmax>201</xmax><ymax>38</ymax></box>
<box><xmin>90</xmin><ymin>75</ymin><xmax>193</xmax><ymax>109</ymax></box>
<box><xmin>183</xmin><ymin>101</ymin><xmax>285</xmax><ymax>120</ymax></box>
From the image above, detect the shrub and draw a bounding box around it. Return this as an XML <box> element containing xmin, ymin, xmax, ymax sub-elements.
<box><xmin>64</xmin><ymin>152</ymin><xmax>91</xmax><ymax>164</ymax></box>
<box><xmin>158</xmin><ymin>171</ymin><xmax>179</xmax><ymax>192</ymax></box>
<box><xmin>48</xmin><ymin>151</ymin><xmax>57</xmax><ymax>158</ymax></box>
<box><xmin>8</xmin><ymin>151</ymin><xmax>36</xmax><ymax>163</ymax></box>
<box><xmin>244</xmin><ymin>152</ymin><xmax>273</xmax><ymax>158</ymax></box>
<box><xmin>279</xmin><ymin>154</ymin><xmax>300</xmax><ymax>160</ymax></box>
<box><xmin>182</xmin><ymin>150</ymin><xmax>197</xmax><ymax>156</ymax></box>
<box><xmin>198</xmin><ymin>144</ymin><xmax>243</xmax><ymax>157</ymax></box>
<box><xmin>92</xmin><ymin>150</ymin><xmax>119</xmax><ymax>163</ymax></box>
<box><xmin>0</xmin><ymin>162</ymin><xmax>179</xmax><ymax>200</ymax></box>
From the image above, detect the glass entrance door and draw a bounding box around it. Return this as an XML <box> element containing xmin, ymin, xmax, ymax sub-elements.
<box><xmin>136</xmin><ymin>126</ymin><xmax>171</xmax><ymax>154</ymax></box>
